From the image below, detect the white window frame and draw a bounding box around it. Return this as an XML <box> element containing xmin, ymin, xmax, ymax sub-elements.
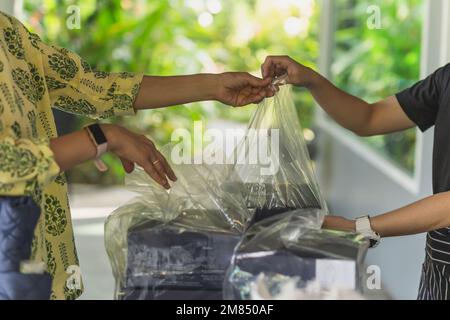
<box><xmin>315</xmin><ymin>0</ymin><xmax>450</xmax><ymax>196</ymax></box>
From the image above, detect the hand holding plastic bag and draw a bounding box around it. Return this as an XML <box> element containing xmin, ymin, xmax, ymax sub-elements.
<box><xmin>226</xmin><ymin>84</ymin><xmax>327</xmax><ymax>222</ymax></box>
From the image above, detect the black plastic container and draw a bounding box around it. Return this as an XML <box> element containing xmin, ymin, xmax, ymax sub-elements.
<box><xmin>244</xmin><ymin>183</ymin><xmax>323</xmax><ymax>225</ymax></box>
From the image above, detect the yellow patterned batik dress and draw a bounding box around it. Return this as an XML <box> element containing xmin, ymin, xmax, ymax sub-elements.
<box><xmin>0</xmin><ymin>11</ymin><xmax>143</xmax><ymax>299</ymax></box>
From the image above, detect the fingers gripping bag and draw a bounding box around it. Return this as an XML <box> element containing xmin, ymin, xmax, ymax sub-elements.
<box><xmin>105</xmin><ymin>146</ymin><xmax>252</xmax><ymax>300</ymax></box>
<box><xmin>225</xmin><ymin>84</ymin><xmax>327</xmax><ymax>224</ymax></box>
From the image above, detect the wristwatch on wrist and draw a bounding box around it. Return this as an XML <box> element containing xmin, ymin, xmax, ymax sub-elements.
<box><xmin>84</xmin><ymin>123</ymin><xmax>108</xmax><ymax>172</ymax></box>
<box><xmin>355</xmin><ymin>215</ymin><xmax>381</xmax><ymax>248</ymax></box>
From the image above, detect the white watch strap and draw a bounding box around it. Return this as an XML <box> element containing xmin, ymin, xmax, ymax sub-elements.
<box><xmin>94</xmin><ymin>142</ymin><xmax>108</xmax><ymax>172</ymax></box>
<box><xmin>94</xmin><ymin>158</ymin><xmax>108</xmax><ymax>172</ymax></box>
<box><xmin>355</xmin><ymin>215</ymin><xmax>372</xmax><ymax>233</ymax></box>
<box><xmin>96</xmin><ymin>142</ymin><xmax>108</xmax><ymax>158</ymax></box>
<box><xmin>356</xmin><ymin>215</ymin><xmax>381</xmax><ymax>248</ymax></box>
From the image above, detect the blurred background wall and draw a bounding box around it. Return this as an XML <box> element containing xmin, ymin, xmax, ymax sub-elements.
<box><xmin>4</xmin><ymin>0</ymin><xmax>449</xmax><ymax>299</ymax></box>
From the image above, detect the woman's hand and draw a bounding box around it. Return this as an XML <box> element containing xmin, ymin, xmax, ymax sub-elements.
<box><xmin>261</xmin><ymin>55</ymin><xmax>319</xmax><ymax>88</ymax></box>
<box><xmin>322</xmin><ymin>215</ymin><xmax>356</xmax><ymax>232</ymax></box>
<box><xmin>215</xmin><ymin>72</ymin><xmax>274</xmax><ymax>107</ymax></box>
<box><xmin>133</xmin><ymin>73</ymin><xmax>273</xmax><ymax>110</ymax></box>
<box><xmin>101</xmin><ymin>124</ymin><xmax>176</xmax><ymax>189</ymax></box>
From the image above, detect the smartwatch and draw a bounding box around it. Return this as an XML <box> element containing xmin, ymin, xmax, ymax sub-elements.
<box><xmin>84</xmin><ymin>123</ymin><xmax>108</xmax><ymax>172</ymax></box>
<box><xmin>355</xmin><ymin>215</ymin><xmax>381</xmax><ymax>248</ymax></box>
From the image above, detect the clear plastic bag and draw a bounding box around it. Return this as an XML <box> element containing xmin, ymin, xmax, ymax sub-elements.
<box><xmin>249</xmin><ymin>274</ymin><xmax>365</xmax><ymax>300</ymax></box>
<box><xmin>105</xmin><ymin>146</ymin><xmax>251</xmax><ymax>300</ymax></box>
<box><xmin>105</xmin><ymin>85</ymin><xmax>354</xmax><ymax>300</ymax></box>
<box><xmin>223</xmin><ymin>209</ymin><xmax>370</xmax><ymax>300</ymax></box>
<box><xmin>225</xmin><ymin>85</ymin><xmax>327</xmax><ymax>223</ymax></box>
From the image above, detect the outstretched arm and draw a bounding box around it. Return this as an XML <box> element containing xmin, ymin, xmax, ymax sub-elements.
<box><xmin>322</xmin><ymin>192</ymin><xmax>450</xmax><ymax>237</ymax></box>
<box><xmin>133</xmin><ymin>73</ymin><xmax>273</xmax><ymax>110</ymax></box>
<box><xmin>261</xmin><ymin>56</ymin><xmax>415</xmax><ymax>136</ymax></box>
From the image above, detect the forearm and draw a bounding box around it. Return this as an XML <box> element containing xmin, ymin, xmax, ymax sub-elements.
<box><xmin>324</xmin><ymin>192</ymin><xmax>450</xmax><ymax>237</ymax></box>
<box><xmin>49</xmin><ymin>128</ymin><xmax>97</xmax><ymax>172</ymax></box>
<box><xmin>133</xmin><ymin>74</ymin><xmax>218</xmax><ymax>110</ymax></box>
<box><xmin>261</xmin><ymin>56</ymin><xmax>407</xmax><ymax>136</ymax></box>
<box><xmin>307</xmin><ymin>71</ymin><xmax>374</xmax><ymax>135</ymax></box>
<box><xmin>370</xmin><ymin>192</ymin><xmax>450</xmax><ymax>237</ymax></box>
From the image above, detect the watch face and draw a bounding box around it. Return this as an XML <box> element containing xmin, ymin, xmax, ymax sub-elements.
<box><xmin>88</xmin><ymin>124</ymin><xmax>107</xmax><ymax>145</ymax></box>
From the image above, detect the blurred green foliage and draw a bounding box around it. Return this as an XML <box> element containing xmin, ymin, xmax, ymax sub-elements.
<box><xmin>23</xmin><ymin>0</ymin><xmax>422</xmax><ymax>183</ymax></box>
<box><xmin>332</xmin><ymin>0</ymin><xmax>423</xmax><ymax>173</ymax></box>
<box><xmin>23</xmin><ymin>0</ymin><xmax>319</xmax><ymax>184</ymax></box>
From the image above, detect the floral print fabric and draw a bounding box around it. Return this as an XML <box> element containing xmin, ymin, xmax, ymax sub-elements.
<box><xmin>0</xmin><ymin>11</ymin><xmax>143</xmax><ymax>299</ymax></box>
